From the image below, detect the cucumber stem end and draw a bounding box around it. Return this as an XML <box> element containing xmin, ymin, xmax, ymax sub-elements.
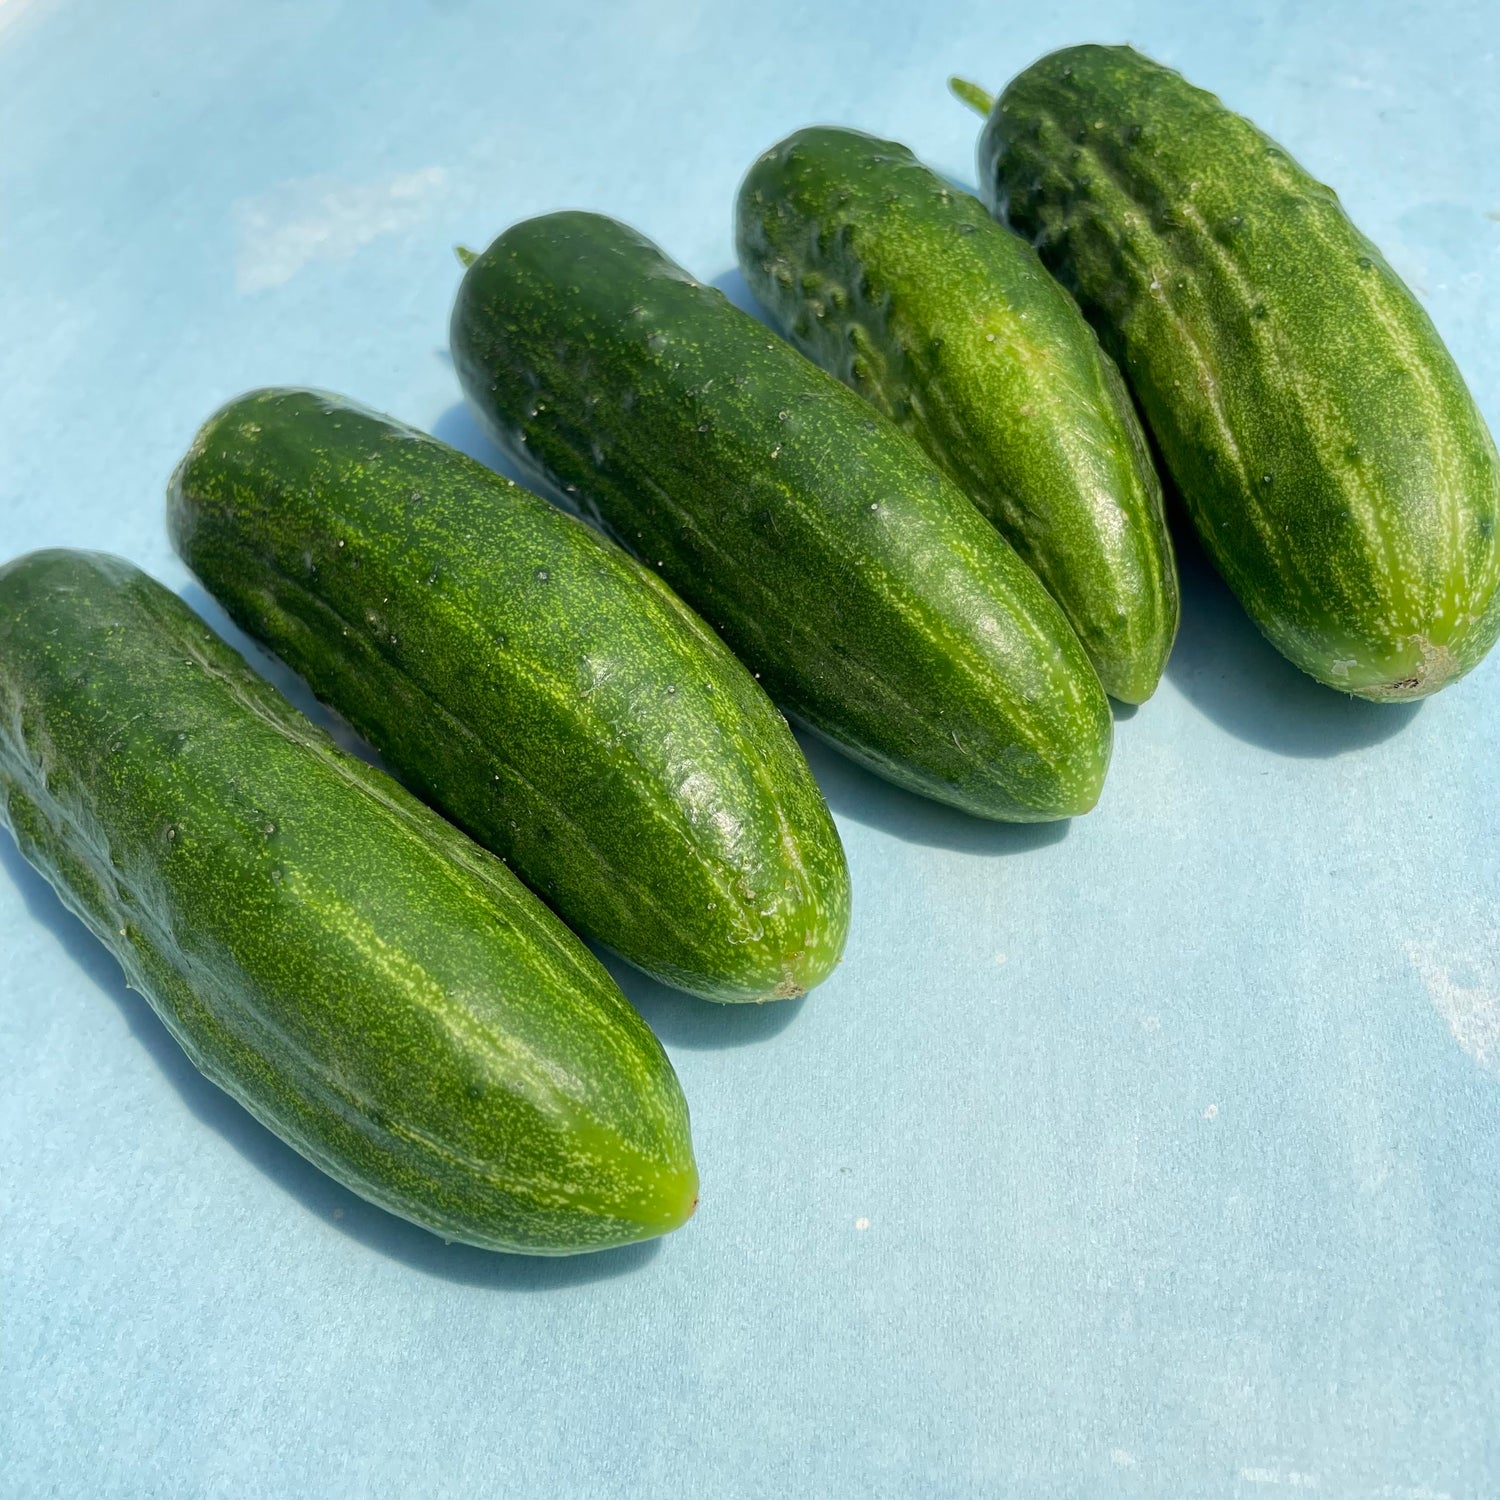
<box><xmin>949</xmin><ymin>77</ymin><xmax>996</xmax><ymax>116</ymax></box>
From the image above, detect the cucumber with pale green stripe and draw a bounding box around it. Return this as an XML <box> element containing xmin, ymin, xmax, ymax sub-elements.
<box><xmin>735</xmin><ymin>126</ymin><xmax>1177</xmax><ymax>704</ymax></box>
<box><xmin>169</xmin><ymin>389</ymin><xmax>847</xmax><ymax>1004</ymax></box>
<box><xmin>451</xmin><ymin>211</ymin><xmax>1112</xmax><ymax>821</ymax></box>
<box><xmin>956</xmin><ymin>46</ymin><xmax>1500</xmax><ymax>699</ymax></box>
<box><xmin>0</xmin><ymin>549</ymin><xmax>697</xmax><ymax>1254</ymax></box>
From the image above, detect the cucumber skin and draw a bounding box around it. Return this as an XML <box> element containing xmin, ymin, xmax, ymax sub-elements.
<box><xmin>983</xmin><ymin>44</ymin><xmax>1500</xmax><ymax>700</ymax></box>
<box><xmin>736</xmin><ymin>126</ymin><xmax>1178</xmax><ymax>705</ymax></box>
<box><xmin>451</xmin><ymin>211</ymin><xmax>1112</xmax><ymax>822</ymax></box>
<box><xmin>0</xmin><ymin>550</ymin><xmax>697</xmax><ymax>1254</ymax></box>
<box><xmin>169</xmin><ymin>390</ymin><xmax>848</xmax><ymax>1005</ymax></box>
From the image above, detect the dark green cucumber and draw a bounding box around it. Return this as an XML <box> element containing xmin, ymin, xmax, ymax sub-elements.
<box><xmin>736</xmin><ymin>126</ymin><xmax>1178</xmax><ymax>704</ymax></box>
<box><xmin>169</xmin><ymin>389</ymin><xmax>847</xmax><ymax>1004</ymax></box>
<box><xmin>451</xmin><ymin>211</ymin><xmax>1112</xmax><ymax>822</ymax></box>
<box><xmin>960</xmin><ymin>46</ymin><xmax>1500</xmax><ymax>699</ymax></box>
<box><xmin>0</xmin><ymin>549</ymin><xmax>697</xmax><ymax>1254</ymax></box>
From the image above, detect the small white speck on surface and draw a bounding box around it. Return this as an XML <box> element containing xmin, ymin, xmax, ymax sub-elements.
<box><xmin>1110</xmin><ymin>1450</ymin><xmax>1136</xmax><ymax>1469</ymax></box>
<box><xmin>993</xmin><ymin>952</ymin><xmax>1007</xmax><ymax>964</ymax></box>
<box><xmin>1239</xmin><ymin>1467</ymin><xmax>1319</xmax><ymax>1489</ymax></box>
<box><xmin>1203</xmin><ymin>1103</ymin><xmax>1219</xmax><ymax>1120</ymax></box>
<box><xmin>854</xmin><ymin>1217</ymin><xmax>869</xmax><ymax>1231</ymax></box>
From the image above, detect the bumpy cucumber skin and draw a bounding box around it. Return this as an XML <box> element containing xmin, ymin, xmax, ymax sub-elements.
<box><xmin>169</xmin><ymin>390</ymin><xmax>847</xmax><ymax>1004</ymax></box>
<box><xmin>451</xmin><ymin>211</ymin><xmax>1112</xmax><ymax>822</ymax></box>
<box><xmin>736</xmin><ymin>126</ymin><xmax>1178</xmax><ymax>705</ymax></box>
<box><xmin>983</xmin><ymin>44</ymin><xmax>1500</xmax><ymax>700</ymax></box>
<box><xmin>0</xmin><ymin>550</ymin><xmax>697</xmax><ymax>1254</ymax></box>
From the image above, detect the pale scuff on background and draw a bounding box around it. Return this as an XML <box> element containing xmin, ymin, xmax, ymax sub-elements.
<box><xmin>234</xmin><ymin>167</ymin><xmax>448</xmax><ymax>293</ymax></box>
<box><xmin>1406</xmin><ymin>909</ymin><xmax>1500</xmax><ymax>1076</ymax></box>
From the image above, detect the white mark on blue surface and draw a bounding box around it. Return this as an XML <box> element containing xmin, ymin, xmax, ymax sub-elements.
<box><xmin>0</xmin><ymin>0</ymin><xmax>46</xmax><ymax>36</ymax></box>
<box><xmin>1109</xmin><ymin>1449</ymin><xmax>1135</xmax><ymax>1468</ymax></box>
<box><xmin>1406</xmin><ymin>924</ymin><xmax>1500</xmax><ymax>1076</ymax></box>
<box><xmin>234</xmin><ymin>167</ymin><xmax>448</xmax><ymax>292</ymax></box>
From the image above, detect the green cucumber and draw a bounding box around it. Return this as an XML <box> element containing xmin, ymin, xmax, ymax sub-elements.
<box><xmin>451</xmin><ymin>211</ymin><xmax>1112</xmax><ymax>822</ymax></box>
<box><xmin>735</xmin><ymin>126</ymin><xmax>1178</xmax><ymax>704</ymax></box>
<box><xmin>169</xmin><ymin>389</ymin><xmax>848</xmax><ymax>1004</ymax></box>
<box><xmin>0</xmin><ymin>549</ymin><xmax>697</xmax><ymax>1254</ymax></box>
<box><xmin>958</xmin><ymin>46</ymin><xmax>1500</xmax><ymax>700</ymax></box>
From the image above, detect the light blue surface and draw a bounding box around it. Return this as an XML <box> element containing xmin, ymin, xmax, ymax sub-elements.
<box><xmin>2</xmin><ymin>0</ymin><xmax>1498</xmax><ymax>1494</ymax></box>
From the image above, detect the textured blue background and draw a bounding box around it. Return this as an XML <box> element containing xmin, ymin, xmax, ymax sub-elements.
<box><xmin>2</xmin><ymin>1</ymin><xmax>1497</xmax><ymax>1495</ymax></box>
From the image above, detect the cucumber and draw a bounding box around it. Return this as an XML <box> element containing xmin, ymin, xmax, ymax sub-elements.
<box><xmin>958</xmin><ymin>46</ymin><xmax>1500</xmax><ymax>700</ymax></box>
<box><xmin>169</xmin><ymin>389</ymin><xmax>847</xmax><ymax>1004</ymax></box>
<box><xmin>735</xmin><ymin>126</ymin><xmax>1178</xmax><ymax>705</ymax></box>
<box><xmin>451</xmin><ymin>211</ymin><xmax>1112</xmax><ymax>822</ymax></box>
<box><xmin>0</xmin><ymin>549</ymin><xmax>697</xmax><ymax>1255</ymax></box>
